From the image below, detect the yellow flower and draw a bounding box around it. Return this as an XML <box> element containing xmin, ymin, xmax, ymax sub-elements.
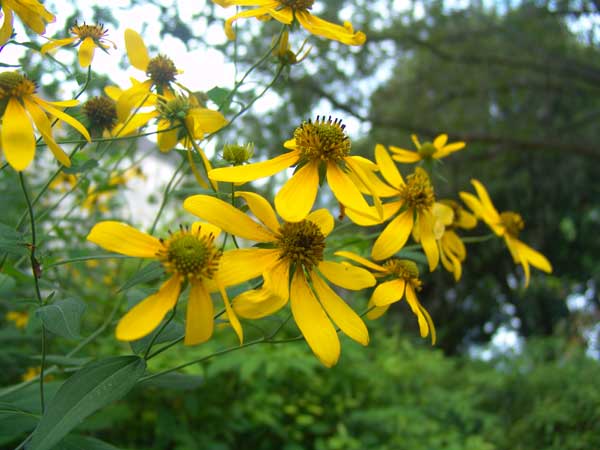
<box><xmin>459</xmin><ymin>179</ymin><xmax>552</xmax><ymax>287</ymax></box>
<box><xmin>21</xmin><ymin>366</ymin><xmax>40</xmax><ymax>381</ymax></box>
<box><xmin>434</xmin><ymin>200</ymin><xmax>477</xmax><ymax>281</ymax></box>
<box><xmin>389</xmin><ymin>134</ymin><xmax>466</xmax><ymax>164</ymax></box>
<box><xmin>212</xmin><ymin>0</ymin><xmax>366</xmax><ymax>46</ymax></box>
<box><xmin>87</xmin><ymin>221</ymin><xmax>243</xmax><ymax>344</ymax></box>
<box><xmin>6</xmin><ymin>311</ymin><xmax>29</xmax><ymax>329</ymax></box>
<box><xmin>209</xmin><ymin>116</ymin><xmax>382</xmax><ymax>223</ymax></box>
<box><xmin>365</xmin><ymin>145</ymin><xmax>442</xmax><ymax>271</ymax></box>
<box><xmin>184</xmin><ymin>192</ymin><xmax>375</xmax><ymax>367</ymax></box>
<box><xmin>115</xmin><ymin>29</ymin><xmax>182</xmax><ymax>121</ymax></box>
<box><xmin>334</xmin><ymin>251</ymin><xmax>435</xmax><ymax>343</ymax></box>
<box><xmin>0</xmin><ymin>71</ymin><xmax>91</xmax><ymax>171</ymax></box>
<box><xmin>0</xmin><ymin>0</ymin><xmax>54</xmax><ymax>45</ymax></box>
<box><xmin>49</xmin><ymin>171</ymin><xmax>78</xmax><ymax>192</ymax></box>
<box><xmin>81</xmin><ymin>186</ymin><xmax>113</xmax><ymax>213</ymax></box>
<box><xmin>41</xmin><ymin>23</ymin><xmax>116</xmax><ymax>68</ymax></box>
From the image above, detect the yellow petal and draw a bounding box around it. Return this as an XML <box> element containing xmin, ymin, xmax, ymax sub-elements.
<box><xmin>157</xmin><ymin>119</ymin><xmax>178</xmax><ymax>152</ymax></box>
<box><xmin>78</xmin><ymin>37</ymin><xmax>95</xmax><ymax>67</ymax></box>
<box><xmin>275</xmin><ymin>161</ymin><xmax>319</xmax><ymax>222</ymax></box>
<box><xmin>87</xmin><ymin>221</ymin><xmax>161</xmax><ymax>258</ymax></box>
<box><xmin>405</xmin><ymin>283</ymin><xmax>430</xmax><ymax>340</ymax></box>
<box><xmin>1</xmin><ymin>98</ymin><xmax>35</xmax><ymax>171</ymax></box>
<box><xmin>23</xmin><ymin>97</ymin><xmax>70</xmax><ymax>167</ymax></box>
<box><xmin>433</xmin><ymin>134</ymin><xmax>448</xmax><ymax>149</ymax></box>
<box><xmin>0</xmin><ymin>7</ymin><xmax>14</xmax><ymax>46</ymax></box>
<box><xmin>307</xmin><ymin>208</ymin><xmax>334</xmax><ymax>237</ymax></box>
<box><xmin>290</xmin><ymin>269</ymin><xmax>340</xmax><ymax>367</ymax></box>
<box><xmin>371</xmin><ymin>209</ymin><xmax>414</xmax><ymax>261</ymax></box>
<box><xmin>371</xmin><ymin>279</ymin><xmax>406</xmax><ymax>306</ymax></box>
<box><xmin>124</xmin><ymin>28</ymin><xmax>150</xmax><ymax>71</ymax></box>
<box><xmin>104</xmin><ymin>85</ymin><xmax>122</xmax><ymax>101</ymax></box>
<box><xmin>318</xmin><ymin>261</ymin><xmax>376</xmax><ymax>290</ymax></box>
<box><xmin>345</xmin><ymin>200</ymin><xmax>401</xmax><ymax>226</ymax></box>
<box><xmin>183</xmin><ymin>194</ymin><xmax>276</xmax><ymax>242</ymax></box>
<box><xmin>32</xmin><ymin>97</ymin><xmax>91</xmax><ymax>142</ymax></box>
<box><xmin>418</xmin><ymin>211</ymin><xmax>440</xmax><ymax>272</ymax></box>
<box><xmin>191</xmin><ymin>221</ymin><xmax>222</xmax><ymax>240</ymax></box>
<box><xmin>209</xmin><ymin>150</ymin><xmax>299</xmax><ymax>183</ymax></box>
<box><xmin>116</xmin><ymin>276</ymin><xmax>181</xmax><ymax>341</ymax></box>
<box><xmin>326</xmin><ymin>162</ymin><xmax>372</xmax><ymax>215</ymax></box>
<box><xmin>366</xmin><ymin>299</ymin><xmax>390</xmax><ymax>320</ymax></box>
<box><xmin>219</xmin><ymin>284</ymin><xmax>243</xmax><ymax>344</ymax></box>
<box><xmin>517</xmin><ymin>240</ymin><xmax>552</xmax><ymax>273</ymax></box>
<box><xmin>295</xmin><ymin>10</ymin><xmax>366</xmax><ymax>46</ymax></box>
<box><xmin>235</xmin><ymin>191</ymin><xmax>280</xmax><ymax>233</ymax></box>
<box><xmin>40</xmin><ymin>37</ymin><xmax>76</xmax><ymax>54</ymax></box>
<box><xmin>388</xmin><ymin>146</ymin><xmax>421</xmax><ymax>163</ymax></box>
<box><xmin>218</xmin><ymin>248</ymin><xmax>280</xmax><ymax>287</ymax></box>
<box><xmin>471</xmin><ymin>179</ymin><xmax>501</xmax><ymax>223</ymax></box>
<box><xmin>334</xmin><ymin>251</ymin><xmax>387</xmax><ymax>272</ymax></box>
<box><xmin>184</xmin><ymin>281</ymin><xmax>214</xmax><ymax>345</ymax></box>
<box><xmin>114</xmin><ymin>81</ymin><xmax>153</xmax><ymax>124</ymax></box>
<box><xmin>376</xmin><ymin>144</ymin><xmax>405</xmax><ymax>187</ymax></box>
<box><xmin>187</xmin><ymin>108</ymin><xmax>228</xmax><ymax>135</ymax></box>
<box><xmin>310</xmin><ymin>271</ymin><xmax>369</xmax><ymax>346</ymax></box>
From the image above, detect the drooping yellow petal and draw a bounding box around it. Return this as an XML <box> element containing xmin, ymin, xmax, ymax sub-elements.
<box><xmin>366</xmin><ymin>298</ymin><xmax>390</xmax><ymax>320</ymax></box>
<box><xmin>218</xmin><ymin>248</ymin><xmax>280</xmax><ymax>287</ymax></box>
<box><xmin>347</xmin><ymin>155</ymin><xmax>398</xmax><ymax>198</ymax></box>
<box><xmin>40</xmin><ymin>37</ymin><xmax>76</xmax><ymax>54</ymax></box>
<box><xmin>345</xmin><ymin>200</ymin><xmax>401</xmax><ymax>226</ymax></box>
<box><xmin>516</xmin><ymin>239</ymin><xmax>552</xmax><ymax>273</ymax></box>
<box><xmin>23</xmin><ymin>98</ymin><xmax>70</xmax><ymax>167</ymax></box>
<box><xmin>32</xmin><ymin>97</ymin><xmax>91</xmax><ymax>142</ymax></box>
<box><xmin>404</xmin><ymin>283</ymin><xmax>430</xmax><ymax>341</ymax></box>
<box><xmin>157</xmin><ymin>119</ymin><xmax>179</xmax><ymax>152</ymax></box>
<box><xmin>219</xmin><ymin>283</ymin><xmax>243</xmax><ymax>344</ymax></box>
<box><xmin>124</xmin><ymin>28</ymin><xmax>150</xmax><ymax>71</ymax></box>
<box><xmin>184</xmin><ymin>281</ymin><xmax>214</xmax><ymax>345</ymax></box>
<box><xmin>371</xmin><ymin>279</ymin><xmax>406</xmax><ymax>307</ymax></box>
<box><xmin>376</xmin><ymin>144</ymin><xmax>405</xmax><ymax>187</ymax></box>
<box><xmin>116</xmin><ymin>276</ymin><xmax>180</xmax><ymax>341</ymax></box>
<box><xmin>209</xmin><ymin>150</ymin><xmax>299</xmax><ymax>183</ymax></box>
<box><xmin>184</xmin><ymin>194</ymin><xmax>276</xmax><ymax>242</ymax></box>
<box><xmin>307</xmin><ymin>208</ymin><xmax>334</xmax><ymax>237</ymax></box>
<box><xmin>0</xmin><ymin>7</ymin><xmax>14</xmax><ymax>46</ymax></box>
<box><xmin>78</xmin><ymin>36</ymin><xmax>95</xmax><ymax>67</ymax></box>
<box><xmin>275</xmin><ymin>161</ymin><xmax>319</xmax><ymax>222</ymax></box>
<box><xmin>114</xmin><ymin>80</ymin><xmax>153</xmax><ymax>123</ymax></box>
<box><xmin>371</xmin><ymin>209</ymin><xmax>414</xmax><ymax>261</ymax></box>
<box><xmin>334</xmin><ymin>251</ymin><xmax>387</xmax><ymax>273</ymax></box>
<box><xmin>235</xmin><ymin>191</ymin><xmax>280</xmax><ymax>233</ymax></box>
<box><xmin>295</xmin><ymin>10</ymin><xmax>366</xmax><ymax>46</ymax></box>
<box><xmin>290</xmin><ymin>269</ymin><xmax>340</xmax><ymax>368</ymax></box>
<box><xmin>87</xmin><ymin>221</ymin><xmax>161</xmax><ymax>258</ymax></box>
<box><xmin>223</xmin><ymin>4</ymin><xmax>289</xmax><ymax>40</ymax></box>
<box><xmin>327</xmin><ymin>162</ymin><xmax>374</xmax><ymax>217</ymax></box>
<box><xmin>417</xmin><ymin>211</ymin><xmax>440</xmax><ymax>272</ymax></box>
<box><xmin>318</xmin><ymin>261</ymin><xmax>376</xmax><ymax>291</ymax></box>
<box><xmin>310</xmin><ymin>271</ymin><xmax>369</xmax><ymax>346</ymax></box>
<box><xmin>1</xmin><ymin>98</ymin><xmax>35</xmax><ymax>171</ymax></box>
<box><xmin>471</xmin><ymin>179</ymin><xmax>501</xmax><ymax>223</ymax></box>
<box><xmin>186</xmin><ymin>108</ymin><xmax>228</xmax><ymax>137</ymax></box>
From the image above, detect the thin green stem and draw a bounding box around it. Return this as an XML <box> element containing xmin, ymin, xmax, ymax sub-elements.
<box><xmin>47</xmin><ymin>254</ymin><xmax>131</xmax><ymax>268</ymax></box>
<box><xmin>149</xmin><ymin>159</ymin><xmax>186</xmax><ymax>235</ymax></box>
<box><xmin>18</xmin><ymin>172</ymin><xmax>46</xmax><ymax>412</ymax></box>
<box><xmin>461</xmin><ymin>234</ymin><xmax>496</xmax><ymax>243</ymax></box>
<box><xmin>144</xmin><ymin>303</ymin><xmax>178</xmax><ymax>360</ymax></box>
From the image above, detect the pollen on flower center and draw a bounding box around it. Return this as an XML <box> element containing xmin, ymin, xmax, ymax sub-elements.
<box><xmin>384</xmin><ymin>259</ymin><xmax>422</xmax><ymax>288</ymax></box>
<box><xmin>157</xmin><ymin>226</ymin><xmax>222</xmax><ymax>281</ymax></box>
<box><xmin>71</xmin><ymin>22</ymin><xmax>108</xmax><ymax>40</ymax></box>
<box><xmin>0</xmin><ymin>72</ymin><xmax>36</xmax><ymax>99</ymax></box>
<box><xmin>280</xmin><ymin>0</ymin><xmax>315</xmax><ymax>10</ymax></box>
<box><xmin>399</xmin><ymin>167</ymin><xmax>435</xmax><ymax>211</ymax></box>
<box><xmin>500</xmin><ymin>211</ymin><xmax>524</xmax><ymax>237</ymax></box>
<box><xmin>295</xmin><ymin>116</ymin><xmax>351</xmax><ymax>163</ymax></box>
<box><xmin>277</xmin><ymin>220</ymin><xmax>325</xmax><ymax>270</ymax></box>
<box><xmin>147</xmin><ymin>55</ymin><xmax>178</xmax><ymax>86</ymax></box>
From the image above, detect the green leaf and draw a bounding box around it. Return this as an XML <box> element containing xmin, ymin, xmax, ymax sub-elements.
<box><xmin>0</xmin><ymin>272</ymin><xmax>16</xmax><ymax>295</ymax></box>
<box><xmin>0</xmin><ymin>402</ymin><xmax>39</xmax><ymax>445</ymax></box>
<box><xmin>117</xmin><ymin>261</ymin><xmax>163</xmax><ymax>293</ymax></box>
<box><xmin>0</xmin><ymin>222</ymin><xmax>27</xmax><ymax>256</ymax></box>
<box><xmin>59</xmin><ymin>435</ymin><xmax>121</xmax><ymax>450</ymax></box>
<box><xmin>35</xmin><ymin>298</ymin><xmax>87</xmax><ymax>340</ymax></box>
<box><xmin>62</xmin><ymin>158</ymin><xmax>98</xmax><ymax>174</ymax></box>
<box><xmin>206</xmin><ymin>86</ymin><xmax>230</xmax><ymax>108</ymax></box>
<box><xmin>130</xmin><ymin>320</ymin><xmax>184</xmax><ymax>354</ymax></box>
<box><xmin>27</xmin><ymin>356</ymin><xmax>146</xmax><ymax>450</ymax></box>
<box><xmin>140</xmin><ymin>372</ymin><xmax>203</xmax><ymax>391</ymax></box>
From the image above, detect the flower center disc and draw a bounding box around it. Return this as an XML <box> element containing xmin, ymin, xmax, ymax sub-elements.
<box><xmin>83</xmin><ymin>96</ymin><xmax>117</xmax><ymax>132</ymax></box>
<box><xmin>0</xmin><ymin>72</ymin><xmax>36</xmax><ymax>99</ymax></box>
<box><xmin>400</xmin><ymin>167</ymin><xmax>435</xmax><ymax>211</ymax></box>
<box><xmin>147</xmin><ymin>55</ymin><xmax>178</xmax><ymax>85</ymax></box>
<box><xmin>418</xmin><ymin>142</ymin><xmax>437</xmax><ymax>158</ymax></box>
<box><xmin>280</xmin><ymin>0</ymin><xmax>315</xmax><ymax>10</ymax></box>
<box><xmin>295</xmin><ymin>116</ymin><xmax>351</xmax><ymax>164</ymax></box>
<box><xmin>158</xmin><ymin>227</ymin><xmax>221</xmax><ymax>281</ymax></box>
<box><xmin>277</xmin><ymin>220</ymin><xmax>325</xmax><ymax>270</ymax></box>
<box><xmin>500</xmin><ymin>211</ymin><xmax>524</xmax><ymax>237</ymax></box>
<box><xmin>385</xmin><ymin>259</ymin><xmax>422</xmax><ymax>288</ymax></box>
<box><xmin>71</xmin><ymin>23</ymin><xmax>108</xmax><ymax>40</ymax></box>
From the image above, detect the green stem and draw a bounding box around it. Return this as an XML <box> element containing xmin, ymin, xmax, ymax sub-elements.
<box><xmin>149</xmin><ymin>159</ymin><xmax>186</xmax><ymax>235</ymax></box>
<box><xmin>461</xmin><ymin>234</ymin><xmax>496</xmax><ymax>243</ymax></box>
<box><xmin>144</xmin><ymin>303</ymin><xmax>178</xmax><ymax>360</ymax></box>
<box><xmin>18</xmin><ymin>172</ymin><xmax>46</xmax><ymax>412</ymax></box>
<box><xmin>47</xmin><ymin>254</ymin><xmax>131</xmax><ymax>268</ymax></box>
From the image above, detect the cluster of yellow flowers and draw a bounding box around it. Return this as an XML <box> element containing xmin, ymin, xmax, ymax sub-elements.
<box><xmin>1</xmin><ymin>0</ymin><xmax>552</xmax><ymax>367</ymax></box>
